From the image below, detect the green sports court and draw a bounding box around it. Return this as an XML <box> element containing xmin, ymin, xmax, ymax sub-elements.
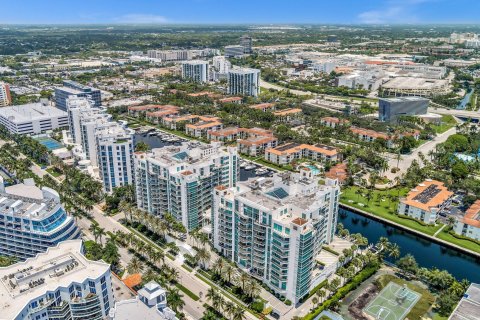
<box><xmin>363</xmin><ymin>282</ymin><xmax>421</xmax><ymax>320</ymax></box>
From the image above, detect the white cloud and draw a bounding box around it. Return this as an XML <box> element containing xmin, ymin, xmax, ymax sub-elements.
<box><xmin>358</xmin><ymin>0</ymin><xmax>438</xmax><ymax>24</ymax></box>
<box><xmin>115</xmin><ymin>14</ymin><xmax>168</xmax><ymax>24</ymax></box>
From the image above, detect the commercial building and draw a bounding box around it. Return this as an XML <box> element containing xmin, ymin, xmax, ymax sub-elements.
<box><xmin>381</xmin><ymin>77</ymin><xmax>449</xmax><ymax>97</ymax></box>
<box><xmin>147</xmin><ymin>50</ymin><xmax>191</xmax><ymax>61</ymax></box>
<box><xmin>134</xmin><ymin>141</ymin><xmax>239</xmax><ymax>231</ymax></box>
<box><xmin>67</xmin><ymin>98</ymin><xmax>134</xmax><ymax>192</ymax></box>
<box><xmin>0</xmin><ymin>239</ymin><xmax>114</xmax><ymax>320</ymax></box>
<box><xmin>55</xmin><ymin>80</ymin><xmax>101</xmax><ymax>111</ymax></box>
<box><xmin>379</xmin><ymin>96</ymin><xmax>429</xmax><ymax>122</ymax></box>
<box><xmin>181</xmin><ymin>60</ymin><xmax>209</xmax><ymax>83</ymax></box>
<box><xmin>0</xmin><ymin>101</ymin><xmax>68</xmax><ymax>135</ymax></box>
<box><xmin>453</xmin><ymin>200</ymin><xmax>480</xmax><ymax>241</ymax></box>
<box><xmin>265</xmin><ymin>142</ymin><xmax>339</xmax><ymax>165</ymax></box>
<box><xmin>0</xmin><ymin>177</ymin><xmax>80</xmax><ymax>260</ymax></box>
<box><xmin>398</xmin><ymin>179</ymin><xmax>453</xmax><ymax>224</ymax></box>
<box><xmin>224</xmin><ymin>45</ymin><xmax>245</xmax><ymax>58</ymax></box>
<box><xmin>240</xmin><ymin>35</ymin><xmax>253</xmax><ymax>54</ymax></box>
<box><xmin>108</xmin><ymin>281</ymin><xmax>177</xmax><ymax>320</ymax></box>
<box><xmin>212</xmin><ymin>170</ymin><xmax>340</xmax><ymax>303</ymax></box>
<box><xmin>0</xmin><ymin>82</ymin><xmax>11</xmax><ymax>106</ymax></box>
<box><xmin>228</xmin><ymin>68</ymin><xmax>260</xmax><ymax>97</ymax></box>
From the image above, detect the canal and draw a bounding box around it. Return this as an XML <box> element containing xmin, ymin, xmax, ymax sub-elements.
<box><xmin>339</xmin><ymin>207</ymin><xmax>480</xmax><ymax>282</ymax></box>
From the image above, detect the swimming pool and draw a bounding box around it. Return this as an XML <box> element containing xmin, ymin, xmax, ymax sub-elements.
<box><xmin>305</xmin><ymin>164</ymin><xmax>320</xmax><ymax>175</ymax></box>
<box><xmin>34</xmin><ymin>137</ymin><xmax>63</xmax><ymax>150</ymax></box>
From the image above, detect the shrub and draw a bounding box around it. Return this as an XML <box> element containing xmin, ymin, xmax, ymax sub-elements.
<box><xmin>251</xmin><ymin>300</ymin><xmax>264</xmax><ymax>313</ymax></box>
<box><xmin>285</xmin><ymin>299</ymin><xmax>292</xmax><ymax>306</ymax></box>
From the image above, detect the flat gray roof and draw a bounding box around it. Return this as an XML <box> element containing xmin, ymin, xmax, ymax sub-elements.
<box><xmin>0</xmin><ymin>103</ymin><xmax>67</xmax><ymax>123</ymax></box>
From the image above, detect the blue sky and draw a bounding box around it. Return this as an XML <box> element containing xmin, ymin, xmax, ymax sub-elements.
<box><xmin>1</xmin><ymin>0</ymin><xmax>479</xmax><ymax>25</ymax></box>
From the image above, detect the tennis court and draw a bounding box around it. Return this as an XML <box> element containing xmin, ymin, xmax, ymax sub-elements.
<box><xmin>33</xmin><ymin>137</ymin><xmax>63</xmax><ymax>150</ymax></box>
<box><xmin>363</xmin><ymin>282</ymin><xmax>420</xmax><ymax>320</ymax></box>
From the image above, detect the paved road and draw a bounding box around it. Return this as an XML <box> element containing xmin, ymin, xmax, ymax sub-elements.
<box><xmin>384</xmin><ymin>125</ymin><xmax>457</xmax><ymax>181</ymax></box>
<box><xmin>260</xmin><ymin>79</ymin><xmax>313</xmax><ymax>96</ymax></box>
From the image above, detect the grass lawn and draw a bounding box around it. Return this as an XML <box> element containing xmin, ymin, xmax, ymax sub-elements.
<box><xmin>432</xmin><ymin>115</ymin><xmax>457</xmax><ymax>134</ymax></box>
<box><xmin>375</xmin><ymin>275</ymin><xmax>435</xmax><ymax>320</ymax></box>
<box><xmin>340</xmin><ymin>186</ymin><xmax>443</xmax><ymax>236</ymax></box>
<box><xmin>436</xmin><ymin>227</ymin><xmax>480</xmax><ymax>254</ymax></box>
<box><xmin>182</xmin><ymin>264</ymin><xmax>193</xmax><ymax>272</ymax></box>
<box><xmin>46</xmin><ymin>167</ymin><xmax>62</xmax><ymax>177</ymax></box>
<box><xmin>176</xmin><ymin>283</ymin><xmax>200</xmax><ymax>301</ymax></box>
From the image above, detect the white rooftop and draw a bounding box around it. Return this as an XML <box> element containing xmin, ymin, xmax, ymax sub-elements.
<box><xmin>0</xmin><ymin>240</ymin><xmax>110</xmax><ymax>320</ymax></box>
<box><xmin>382</xmin><ymin>77</ymin><xmax>448</xmax><ymax>90</ymax></box>
<box><xmin>0</xmin><ymin>103</ymin><xmax>67</xmax><ymax>123</ymax></box>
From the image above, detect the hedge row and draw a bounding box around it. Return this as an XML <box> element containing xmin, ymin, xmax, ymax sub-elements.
<box><xmin>302</xmin><ymin>263</ymin><xmax>380</xmax><ymax>320</ymax></box>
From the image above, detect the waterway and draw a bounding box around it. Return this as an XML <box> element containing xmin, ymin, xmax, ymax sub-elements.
<box><xmin>339</xmin><ymin>207</ymin><xmax>480</xmax><ymax>283</ymax></box>
<box><xmin>457</xmin><ymin>88</ymin><xmax>475</xmax><ymax>110</ymax></box>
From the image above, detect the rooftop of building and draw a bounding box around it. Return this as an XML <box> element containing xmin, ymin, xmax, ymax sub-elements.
<box><xmin>321</xmin><ymin>116</ymin><xmax>350</xmax><ymax>124</ymax></box>
<box><xmin>229</xmin><ymin>67</ymin><xmax>260</xmax><ymax>74</ymax></box>
<box><xmin>218</xmin><ymin>96</ymin><xmax>242</xmax><ymax>103</ymax></box>
<box><xmin>379</xmin><ymin>96</ymin><xmax>430</xmax><ymax>103</ymax></box>
<box><xmin>382</xmin><ymin>77</ymin><xmax>448</xmax><ymax>90</ymax></box>
<box><xmin>402</xmin><ymin>179</ymin><xmax>453</xmax><ymax>211</ymax></box>
<box><xmin>267</xmin><ymin>142</ymin><xmax>338</xmax><ymax>157</ymax></box>
<box><xmin>273</xmin><ymin>108</ymin><xmax>302</xmax><ymax>116</ymax></box>
<box><xmin>449</xmin><ymin>283</ymin><xmax>480</xmax><ymax>320</ymax></box>
<box><xmin>0</xmin><ymin>240</ymin><xmax>110</xmax><ymax>320</ymax></box>
<box><xmin>186</xmin><ymin>120</ymin><xmax>222</xmax><ymax>130</ymax></box>
<box><xmin>0</xmin><ymin>178</ymin><xmax>60</xmax><ymax>220</ymax></box>
<box><xmin>249</xmin><ymin>103</ymin><xmax>275</xmax><ymax>110</ymax></box>
<box><xmin>136</xmin><ymin>141</ymin><xmax>230</xmax><ymax>167</ymax></box>
<box><xmin>0</xmin><ymin>102</ymin><xmax>67</xmax><ymax>123</ymax></box>
<box><xmin>458</xmin><ymin>200</ymin><xmax>480</xmax><ymax>228</ymax></box>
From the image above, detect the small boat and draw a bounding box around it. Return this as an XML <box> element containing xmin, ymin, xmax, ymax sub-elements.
<box><xmin>240</xmin><ymin>162</ymin><xmax>246</xmax><ymax>168</ymax></box>
<box><xmin>245</xmin><ymin>164</ymin><xmax>256</xmax><ymax>170</ymax></box>
<box><xmin>255</xmin><ymin>168</ymin><xmax>268</xmax><ymax>175</ymax></box>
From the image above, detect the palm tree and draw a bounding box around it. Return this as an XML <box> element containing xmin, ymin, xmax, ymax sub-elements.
<box><xmin>222</xmin><ymin>264</ymin><xmax>236</xmax><ymax>284</ymax></box>
<box><xmin>127</xmin><ymin>256</ymin><xmax>144</xmax><ymax>274</ymax></box>
<box><xmin>223</xmin><ymin>301</ymin><xmax>236</xmax><ymax>319</ymax></box>
<box><xmin>447</xmin><ymin>216</ymin><xmax>456</xmax><ymax>227</ymax></box>
<box><xmin>167</xmin><ymin>287</ymin><xmax>185</xmax><ymax>312</ymax></box>
<box><xmin>238</xmin><ymin>272</ymin><xmax>250</xmax><ymax>292</ymax></box>
<box><xmin>316</xmin><ymin>289</ymin><xmax>326</xmax><ymax>303</ymax></box>
<box><xmin>212</xmin><ymin>258</ymin><xmax>225</xmax><ymax>275</ymax></box>
<box><xmin>196</xmin><ymin>248</ymin><xmax>211</xmax><ymax>269</ymax></box>
<box><xmin>89</xmin><ymin>223</ymin><xmax>99</xmax><ymax>243</ymax></box>
<box><xmin>245</xmin><ymin>279</ymin><xmax>262</xmax><ymax>299</ymax></box>
<box><xmin>97</xmin><ymin>227</ymin><xmax>106</xmax><ymax>245</ymax></box>
<box><xmin>119</xmin><ymin>200</ymin><xmax>133</xmax><ymax>223</ymax></box>
<box><xmin>232</xmin><ymin>306</ymin><xmax>246</xmax><ymax>320</ymax></box>
<box><xmin>387</xmin><ymin>243</ymin><xmax>401</xmax><ymax>260</ymax></box>
<box><xmin>206</xmin><ymin>288</ymin><xmax>223</xmax><ymax>311</ymax></box>
<box><xmin>312</xmin><ymin>296</ymin><xmax>319</xmax><ymax>308</ymax></box>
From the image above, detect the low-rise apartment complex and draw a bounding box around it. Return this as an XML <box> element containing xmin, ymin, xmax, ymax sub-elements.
<box><xmin>398</xmin><ymin>179</ymin><xmax>453</xmax><ymax>224</ymax></box>
<box><xmin>265</xmin><ymin>142</ymin><xmax>339</xmax><ymax>165</ymax></box>
<box><xmin>207</xmin><ymin>127</ymin><xmax>278</xmax><ymax>156</ymax></box>
<box><xmin>453</xmin><ymin>200</ymin><xmax>480</xmax><ymax>241</ymax></box>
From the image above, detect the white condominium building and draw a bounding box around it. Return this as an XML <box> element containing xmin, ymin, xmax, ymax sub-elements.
<box><xmin>212</xmin><ymin>170</ymin><xmax>340</xmax><ymax>303</ymax></box>
<box><xmin>95</xmin><ymin>124</ymin><xmax>134</xmax><ymax>192</ymax></box>
<box><xmin>212</xmin><ymin>56</ymin><xmax>231</xmax><ymax>74</ymax></box>
<box><xmin>134</xmin><ymin>141</ymin><xmax>239</xmax><ymax>231</ymax></box>
<box><xmin>228</xmin><ymin>68</ymin><xmax>260</xmax><ymax>97</ymax></box>
<box><xmin>0</xmin><ymin>177</ymin><xmax>80</xmax><ymax>261</ymax></box>
<box><xmin>181</xmin><ymin>60</ymin><xmax>209</xmax><ymax>83</ymax></box>
<box><xmin>0</xmin><ymin>240</ymin><xmax>114</xmax><ymax>320</ymax></box>
<box><xmin>66</xmin><ymin>97</ymin><xmax>134</xmax><ymax>193</ymax></box>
